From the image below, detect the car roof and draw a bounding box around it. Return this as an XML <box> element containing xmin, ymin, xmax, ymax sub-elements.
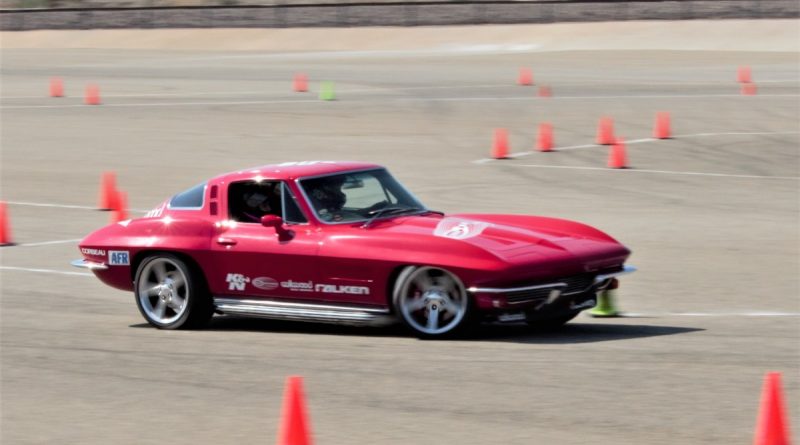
<box><xmin>210</xmin><ymin>161</ymin><xmax>384</xmax><ymax>183</ymax></box>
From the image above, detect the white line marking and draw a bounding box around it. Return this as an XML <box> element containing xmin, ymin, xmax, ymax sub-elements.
<box><xmin>505</xmin><ymin>164</ymin><xmax>800</xmax><ymax>180</ymax></box>
<box><xmin>0</xmin><ymin>266</ymin><xmax>92</xmax><ymax>277</ymax></box>
<box><xmin>473</xmin><ymin>131</ymin><xmax>800</xmax><ymax>163</ymax></box>
<box><xmin>621</xmin><ymin>311</ymin><xmax>800</xmax><ymax>317</ymax></box>
<box><xmin>6</xmin><ymin>201</ymin><xmax>148</xmax><ymax>213</ymax></box>
<box><xmin>16</xmin><ymin>238</ymin><xmax>82</xmax><ymax>247</ymax></box>
<box><xmin>6</xmin><ymin>200</ymin><xmax>97</xmax><ymax>210</ymax></box>
<box><xmin>3</xmin><ymin>93</ymin><xmax>799</xmax><ymax>110</ymax></box>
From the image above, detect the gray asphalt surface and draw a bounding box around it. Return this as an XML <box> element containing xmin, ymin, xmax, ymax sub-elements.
<box><xmin>1</xmin><ymin>40</ymin><xmax>799</xmax><ymax>444</ymax></box>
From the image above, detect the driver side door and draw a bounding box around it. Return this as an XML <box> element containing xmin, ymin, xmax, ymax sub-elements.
<box><xmin>210</xmin><ymin>180</ymin><xmax>321</xmax><ymax>300</ymax></box>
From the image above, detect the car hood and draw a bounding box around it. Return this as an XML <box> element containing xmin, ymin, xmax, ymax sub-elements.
<box><xmin>369</xmin><ymin>213</ymin><xmax>630</xmax><ymax>272</ymax></box>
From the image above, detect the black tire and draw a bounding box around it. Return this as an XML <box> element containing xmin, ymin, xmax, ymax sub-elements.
<box><xmin>134</xmin><ymin>254</ymin><xmax>213</xmax><ymax>330</ymax></box>
<box><xmin>525</xmin><ymin>311</ymin><xmax>580</xmax><ymax>331</ymax></box>
<box><xmin>393</xmin><ymin>266</ymin><xmax>475</xmax><ymax>339</ymax></box>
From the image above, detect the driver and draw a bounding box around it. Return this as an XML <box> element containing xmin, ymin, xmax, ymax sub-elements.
<box><xmin>241</xmin><ymin>191</ymin><xmax>271</xmax><ymax>222</ymax></box>
<box><xmin>241</xmin><ymin>183</ymin><xmax>280</xmax><ymax>222</ymax></box>
<box><xmin>310</xmin><ymin>176</ymin><xmax>346</xmax><ymax>220</ymax></box>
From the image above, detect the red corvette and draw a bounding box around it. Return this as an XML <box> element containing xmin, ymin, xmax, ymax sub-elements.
<box><xmin>73</xmin><ymin>161</ymin><xmax>634</xmax><ymax>338</ymax></box>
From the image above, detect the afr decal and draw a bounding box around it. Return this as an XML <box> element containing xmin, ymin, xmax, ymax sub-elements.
<box><xmin>108</xmin><ymin>251</ymin><xmax>130</xmax><ymax>266</ymax></box>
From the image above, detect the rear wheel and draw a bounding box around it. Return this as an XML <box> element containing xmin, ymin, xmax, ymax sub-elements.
<box><xmin>134</xmin><ymin>254</ymin><xmax>213</xmax><ymax>329</ymax></box>
<box><xmin>393</xmin><ymin>266</ymin><xmax>473</xmax><ymax>339</ymax></box>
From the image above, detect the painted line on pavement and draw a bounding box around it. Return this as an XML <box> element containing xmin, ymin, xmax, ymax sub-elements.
<box><xmin>6</xmin><ymin>201</ymin><xmax>149</xmax><ymax>213</ymax></box>
<box><xmin>503</xmin><ymin>164</ymin><xmax>799</xmax><ymax>180</ymax></box>
<box><xmin>16</xmin><ymin>238</ymin><xmax>83</xmax><ymax>247</ymax></box>
<box><xmin>621</xmin><ymin>311</ymin><xmax>800</xmax><ymax>317</ymax></box>
<box><xmin>0</xmin><ymin>266</ymin><xmax>92</xmax><ymax>277</ymax></box>
<box><xmin>473</xmin><ymin>131</ymin><xmax>800</xmax><ymax>164</ymax></box>
<box><xmin>3</xmin><ymin>93</ymin><xmax>799</xmax><ymax>110</ymax></box>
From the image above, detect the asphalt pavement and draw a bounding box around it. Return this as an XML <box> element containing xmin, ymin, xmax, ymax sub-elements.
<box><xmin>1</xmin><ymin>22</ymin><xmax>798</xmax><ymax>445</ymax></box>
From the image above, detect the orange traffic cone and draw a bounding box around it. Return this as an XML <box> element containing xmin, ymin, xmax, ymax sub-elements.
<box><xmin>111</xmin><ymin>190</ymin><xmax>128</xmax><ymax>223</ymax></box>
<box><xmin>85</xmin><ymin>84</ymin><xmax>101</xmax><ymax>105</ymax></box>
<box><xmin>492</xmin><ymin>128</ymin><xmax>509</xmax><ymax>159</ymax></box>
<box><xmin>0</xmin><ymin>201</ymin><xmax>13</xmax><ymax>246</ymax></box>
<box><xmin>518</xmin><ymin>68</ymin><xmax>533</xmax><ymax>86</ymax></box>
<box><xmin>537</xmin><ymin>122</ymin><xmax>554</xmax><ymax>152</ymax></box>
<box><xmin>608</xmin><ymin>137</ymin><xmax>628</xmax><ymax>169</ymax></box>
<box><xmin>653</xmin><ymin>111</ymin><xmax>671</xmax><ymax>139</ymax></box>
<box><xmin>596</xmin><ymin>117</ymin><xmax>615</xmax><ymax>145</ymax></box>
<box><xmin>738</xmin><ymin>66</ymin><xmax>753</xmax><ymax>83</ymax></box>
<box><xmin>277</xmin><ymin>376</ymin><xmax>313</xmax><ymax>445</ymax></box>
<box><xmin>754</xmin><ymin>372</ymin><xmax>792</xmax><ymax>445</ymax></box>
<box><xmin>742</xmin><ymin>83</ymin><xmax>758</xmax><ymax>96</ymax></box>
<box><xmin>293</xmin><ymin>73</ymin><xmax>308</xmax><ymax>92</ymax></box>
<box><xmin>50</xmin><ymin>77</ymin><xmax>64</xmax><ymax>98</ymax></box>
<box><xmin>98</xmin><ymin>172</ymin><xmax>118</xmax><ymax>210</ymax></box>
<box><xmin>537</xmin><ymin>86</ymin><xmax>552</xmax><ymax>97</ymax></box>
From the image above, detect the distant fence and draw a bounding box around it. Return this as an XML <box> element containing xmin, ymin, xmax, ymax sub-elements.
<box><xmin>1</xmin><ymin>0</ymin><xmax>798</xmax><ymax>31</ymax></box>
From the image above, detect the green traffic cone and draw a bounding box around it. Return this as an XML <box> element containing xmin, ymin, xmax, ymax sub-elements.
<box><xmin>589</xmin><ymin>289</ymin><xmax>620</xmax><ymax>317</ymax></box>
<box><xmin>319</xmin><ymin>81</ymin><xmax>335</xmax><ymax>101</ymax></box>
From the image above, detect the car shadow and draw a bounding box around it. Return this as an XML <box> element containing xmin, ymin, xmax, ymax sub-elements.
<box><xmin>131</xmin><ymin>316</ymin><xmax>703</xmax><ymax>344</ymax></box>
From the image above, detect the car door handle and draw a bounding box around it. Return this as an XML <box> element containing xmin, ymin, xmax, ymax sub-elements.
<box><xmin>216</xmin><ymin>237</ymin><xmax>238</xmax><ymax>246</ymax></box>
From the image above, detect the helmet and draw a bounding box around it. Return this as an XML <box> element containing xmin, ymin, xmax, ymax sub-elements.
<box><xmin>311</xmin><ymin>177</ymin><xmax>346</xmax><ymax>212</ymax></box>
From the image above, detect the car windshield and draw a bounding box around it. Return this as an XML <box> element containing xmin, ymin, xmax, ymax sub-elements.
<box><xmin>299</xmin><ymin>169</ymin><xmax>426</xmax><ymax>223</ymax></box>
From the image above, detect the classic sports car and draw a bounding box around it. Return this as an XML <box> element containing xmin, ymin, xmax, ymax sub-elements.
<box><xmin>73</xmin><ymin>161</ymin><xmax>634</xmax><ymax>338</ymax></box>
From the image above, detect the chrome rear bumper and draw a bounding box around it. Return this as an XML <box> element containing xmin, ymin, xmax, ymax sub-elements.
<box><xmin>71</xmin><ymin>259</ymin><xmax>108</xmax><ymax>270</ymax></box>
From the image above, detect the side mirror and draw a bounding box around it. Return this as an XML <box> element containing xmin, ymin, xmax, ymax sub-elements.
<box><xmin>260</xmin><ymin>214</ymin><xmax>294</xmax><ymax>241</ymax></box>
<box><xmin>260</xmin><ymin>214</ymin><xmax>283</xmax><ymax>228</ymax></box>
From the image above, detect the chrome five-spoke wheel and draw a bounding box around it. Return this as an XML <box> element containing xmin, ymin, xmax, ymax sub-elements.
<box><xmin>394</xmin><ymin>266</ymin><xmax>471</xmax><ymax>338</ymax></box>
<box><xmin>134</xmin><ymin>254</ymin><xmax>213</xmax><ymax>329</ymax></box>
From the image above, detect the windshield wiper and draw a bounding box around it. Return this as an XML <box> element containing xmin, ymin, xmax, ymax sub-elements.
<box><xmin>361</xmin><ymin>206</ymin><xmax>422</xmax><ymax>228</ymax></box>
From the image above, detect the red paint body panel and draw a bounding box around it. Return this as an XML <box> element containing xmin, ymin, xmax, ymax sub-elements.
<box><xmin>78</xmin><ymin>162</ymin><xmax>632</xmax><ymax>311</ymax></box>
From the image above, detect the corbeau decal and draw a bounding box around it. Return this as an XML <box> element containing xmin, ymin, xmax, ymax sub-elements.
<box><xmin>315</xmin><ymin>284</ymin><xmax>370</xmax><ymax>295</ymax></box>
<box><xmin>108</xmin><ymin>251</ymin><xmax>130</xmax><ymax>266</ymax></box>
<box><xmin>252</xmin><ymin>276</ymin><xmax>279</xmax><ymax>291</ymax></box>
<box><xmin>433</xmin><ymin>218</ymin><xmax>490</xmax><ymax>240</ymax></box>
<box><xmin>81</xmin><ymin>248</ymin><xmax>106</xmax><ymax>256</ymax></box>
<box><xmin>226</xmin><ymin>273</ymin><xmax>250</xmax><ymax>291</ymax></box>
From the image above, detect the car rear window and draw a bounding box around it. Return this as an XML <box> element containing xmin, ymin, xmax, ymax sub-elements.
<box><xmin>169</xmin><ymin>182</ymin><xmax>206</xmax><ymax>209</ymax></box>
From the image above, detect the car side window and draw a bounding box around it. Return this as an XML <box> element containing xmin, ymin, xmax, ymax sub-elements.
<box><xmin>228</xmin><ymin>180</ymin><xmax>282</xmax><ymax>223</ymax></box>
<box><xmin>169</xmin><ymin>182</ymin><xmax>206</xmax><ymax>209</ymax></box>
<box><xmin>282</xmin><ymin>184</ymin><xmax>308</xmax><ymax>224</ymax></box>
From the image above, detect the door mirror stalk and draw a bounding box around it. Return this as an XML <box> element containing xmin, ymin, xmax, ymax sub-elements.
<box><xmin>260</xmin><ymin>215</ymin><xmax>294</xmax><ymax>241</ymax></box>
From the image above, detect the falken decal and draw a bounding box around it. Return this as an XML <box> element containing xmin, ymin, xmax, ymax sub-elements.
<box><xmin>314</xmin><ymin>284</ymin><xmax>370</xmax><ymax>295</ymax></box>
<box><xmin>433</xmin><ymin>218</ymin><xmax>491</xmax><ymax>240</ymax></box>
<box><xmin>108</xmin><ymin>250</ymin><xmax>130</xmax><ymax>266</ymax></box>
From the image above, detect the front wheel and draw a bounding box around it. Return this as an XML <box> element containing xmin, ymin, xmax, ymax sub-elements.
<box><xmin>393</xmin><ymin>266</ymin><xmax>473</xmax><ymax>339</ymax></box>
<box><xmin>134</xmin><ymin>254</ymin><xmax>213</xmax><ymax>329</ymax></box>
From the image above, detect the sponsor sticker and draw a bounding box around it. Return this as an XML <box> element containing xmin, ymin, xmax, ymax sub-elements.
<box><xmin>433</xmin><ymin>218</ymin><xmax>490</xmax><ymax>240</ymax></box>
<box><xmin>281</xmin><ymin>280</ymin><xmax>314</xmax><ymax>292</ymax></box>
<box><xmin>314</xmin><ymin>284</ymin><xmax>370</xmax><ymax>295</ymax></box>
<box><xmin>145</xmin><ymin>203</ymin><xmax>166</xmax><ymax>218</ymax></box>
<box><xmin>81</xmin><ymin>248</ymin><xmax>106</xmax><ymax>256</ymax></box>
<box><xmin>108</xmin><ymin>250</ymin><xmax>130</xmax><ymax>266</ymax></box>
<box><xmin>226</xmin><ymin>273</ymin><xmax>250</xmax><ymax>291</ymax></box>
<box><xmin>252</xmin><ymin>276</ymin><xmax>279</xmax><ymax>291</ymax></box>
